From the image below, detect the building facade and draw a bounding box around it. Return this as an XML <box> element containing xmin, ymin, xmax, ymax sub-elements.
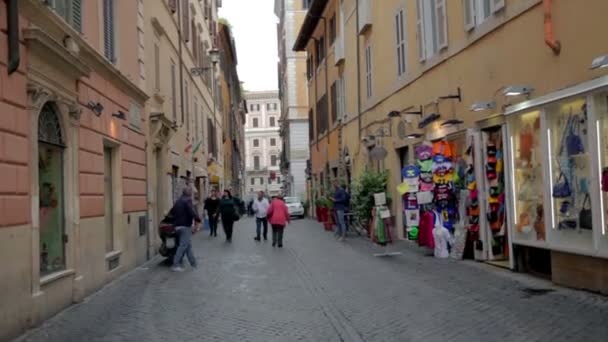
<box><xmin>244</xmin><ymin>91</ymin><xmax>283</xmax><ymax>198</ymax></box>
<box><xmin>218</xmin><ymin>21</ymin><xmax>246</xmax><ymax>198</ymax></box>
<box><xmin>275</xmin><ymin>0</ymin><xmax>310</xmax><ymax>202</ymax></box>
<box><xmin>295</xmin><ymin>0</ymin><xmax>608</xmax><ymax>293</ymax></box>
<box><xmin>1</xmin><ymin>0</ymin><xmax>148</xmax><ymax>339</ymax></box>
<box><xmin>143</xmin><ymin>0</ymin><xmax>222</xmax><ymax>226</ymax></box>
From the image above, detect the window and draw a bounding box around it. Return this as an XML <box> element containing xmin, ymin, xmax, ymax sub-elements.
<box><xmin>273</xmin><ymin>103</ymin><xmax>278</xmax><ymax>110</ymax></box>
<box><xmin>270</xmin><ymin>138</ymin><xmax>276</xmax><ymax>146</ymax></box>
<box><xmin>129</xmin><ymin>102</ymin><xmax>141</xmax><ymax>129</ymax></box>
<box><xmin>104</xmin><ymin>146</ymin><xmax>115</xmax><ymax>252</ymax></box>
<box><xmin>308</xmin><ymin>108</ymin><xmax>314</xmax><ymax>140</ymax></box>
<box><xmin>253</xmin><ymin>117</ymin><xmax>259</xmax><ymax>128</ymax></box>
<box><xmin>306</xmin><ymin>57</ymin><xmax>313</xmax><ymax>81</ymax></box>
<box><xmin>330</xmin><ymin>81</ymin><xmax>338</xmax><ymax>124</ymax></box>
<box><xmin>251</xmin><ymin>178</ymin><xmax>255</xmax><ymax>185</ymax></box>
<box><xmin>171</xmin><ymin>61</ymin><xmax>177</xmax><ymax>120</ymax></box>
<box><xmin>365</xmin><ymin>44</ymin><xmax>372</xmax><ymax>98</ymax></box>
<box><xmin>316</xmin><ymin>94</ymin><xmax>328</xmax><ymax>134</ymax></box>
<box><xmin>267</xmin><ymin>103</ymin><xmax>272</xmax><ymax>111</ymax></box>
<box><xmin>253</xmin><ymin>139</ymin><xmax>259</xmax><ymax>147</ymax></box>
<box><xmin>464</xmin><ymin>0</ymin><xmax>505</xmax><ymax>30</ymax></box>
<box><xmin>277</xmin><ymin>176</ymin><xmax>281</xmax><ymax>184</ymax></box>
<box><xmin>194</xmin><ymin>98</ymin><xmax>199</xmax><ymax>141</ymax></box>
<box><xmin>250</xmin><ymin>103</ymin><xmax>255</xmax><ymax>111</ymax></box>
<box><xmin>316</xmin><ymin>36</ymin><xmax>325</xmax><ymax>66</ymax></box>
<box><xmin>416</xmin><ymin>0</ymin><xmax>447</xmax><ymax>61</ymax></box>
<box><xmin>338</xmin><ymin>75</ymin><xmax>346</xmax><ymax>120</ymax></box>
<box><xmin>103</xmin><ymin>0</ymin><xmax>116</xmax><ymax>63</ymax></box>
<box><xmin>260</xmin><ymin>177</ymin><xmax>264</xmax><ymax>185</ymax></box>
<box><xmin>270</xmin><ymin>117</ymin><xmax>276</xmax><ymax>127</ymax></box>
<box><xmin>49</xmin><ymin>0</ymin><xmax>83</xmax><ymax>32</ymax></box>
<box><xmin>303</xmin><ymin>0</ymin><xmax>312</xmax><ymax>9</ymax></box>
<box><xmin>329</xmin><ymin>15</ymin><xmax>336</xmax><ymax>45</ymax></box>
<box><xmin>271</xmin><ymin>155</ymin><xmax>277</xmax><ymax>167</ymax></box>
<box><xmin>154</xmin><ymin>43</ymin><xmax>160</xmax><ymax>91</ymax></box>
<box><xmin>182</xmin><ymin>0</ymin><xmax>190</xmax><ymax>42</ymax></box>
<box><xmin>395</xmin><ymin>8</ymin><xmax>407</xmax><ymax>76</ymax></box>
<box><xmin>38</xmin><ymin>103</ymin><xmax>66</xmax><ymax>276</ymax></box>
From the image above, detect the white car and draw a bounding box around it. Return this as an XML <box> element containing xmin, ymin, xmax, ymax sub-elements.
<box><xmin>285</xmin><ymin>197</ymin><xmax>305</xmax><ymax>218</ymax></box>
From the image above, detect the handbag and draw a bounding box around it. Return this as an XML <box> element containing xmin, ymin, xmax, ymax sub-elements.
<box><xmin>579</xmin><ymin>194</ymin><xmax>592</xmax><ymax>230</ymax></box>
<box><xmin>552</xmin><ymin>172</ymin><xmax>571</xmax><ymax>198</ymax></box>
<box><xmin>566</xmin><ymin>116</ymin><xmax>585</xmax><ymax>156</ymax></box>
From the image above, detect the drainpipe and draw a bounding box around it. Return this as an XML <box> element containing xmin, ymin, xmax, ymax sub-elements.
<box><xmin>355</xmin><ymin>0</ymin><xmax>361</xmax><ymax>140</ymax></box>
<box><xmin>311</xmin><ymin>37</ymin><xmax>320</xmax><ymax>152</ymax></box>
<box><xmin>6</xmin><ymin>0</ymin><xmax>20</xmax><ymax>74</ymax></box>
<box><xmin>177</xmin><ymin>0</ymin><xmax>185</xmax><ymax>126</ymax></box>
<box><xmin>543</xmin><ymin>0</ymin><xmax>561</xmax><ymax>55</ymax></box>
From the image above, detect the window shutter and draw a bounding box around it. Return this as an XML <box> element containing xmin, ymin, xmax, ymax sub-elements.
<box><xmin>491</xmin><ymin>0</ymin><xmax>505</xmax><ymax>13</ymax></box>
<box><xmin>71</xmin><ymin>0</ymin><xmax>83</xmax><ymax>32</ymax></box>
<box><xmin>463</xmin><ymin>0</ymin><xmax>475</xmax><ymax>31</ymax></box>
<box><xmin>103</xmin><ymin>0</ymin><xmax>115</xmax><ymax>62</ymax></box>
<box><xmin>192</xmin><ymin>21</ymin><xmax>198</xmax><ymax>59</ymax></box>
<box><xmin>416</xmin><ymin>0</ymin><xmax>425</xmax><ymax>61</ymax></box>
<box><xmin>182</xmin><ymin>0</ymin><xmax>190</xmax><ymax>42</ymax></box>
<box><xmin>435</xmin><ymin>0</ymin><xmax>448</xmax><ymax>50</ymax></box>
<box><xmin>168</xmin><ymin>0</ymin><xmax>177</xmax><ymax>13</ymax></box>
<box><xmin>204</xmin><ymin>0</ymin><xmax>209</xmax><ymax>19</ymax></box>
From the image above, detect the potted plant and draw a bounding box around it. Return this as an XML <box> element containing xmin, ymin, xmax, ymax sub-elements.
<box><xmin>351</xmin><ymin>168</ymin><xmax>389</xmax><ymax>235</ymax></box>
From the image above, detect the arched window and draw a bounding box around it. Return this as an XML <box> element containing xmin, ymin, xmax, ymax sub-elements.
<box><xmin>38</xmin><ymin>103</ymin><xmax>66</xmax><ymax>275</ymax></box>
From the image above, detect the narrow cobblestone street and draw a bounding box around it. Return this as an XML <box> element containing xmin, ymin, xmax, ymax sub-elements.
<box><xmin>17</xmin><ymin>218</ymin><xmax>608</xmax><ymax>342</ymax></box>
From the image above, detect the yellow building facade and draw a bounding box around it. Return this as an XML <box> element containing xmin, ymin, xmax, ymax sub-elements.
<box><xmin>296</xmin><ymin>0</ymin><xmax>608</xmax><ymax>293</ymax></box>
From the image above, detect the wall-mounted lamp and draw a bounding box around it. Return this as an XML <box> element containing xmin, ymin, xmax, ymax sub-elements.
<box><xmin>208</xmin><ymin>48</ymin><xmax>220</xmax><ymax>65</ymax></box>
<box><xmin>387</xmin><ymin>106</ymin><xmax>423</xmax><ymax>118</ymax></box>
<box><xmin>441</xmin><ymin>119</ymin><xmax>464</xmax><ymax>127</ymax></box>
<box><xmin>86</xmin><ymin>101</ymin><xmax>104</xmax><ymax>117</ymax></box>
<box><xmin>591</xmin><ymin>55</ymin><xmax>608</xmax><ymax>70</ymax></box>
<box><xmin>438</xmin><ymin>87</ymin><xmax>462</xmax><ymax>102</ymax></box>
<box><xmin>112</xmin><ymin>111</ymin><xmax>126</xmax><ymax>120</ymax></box>
<box><xmin>503</xmin><ymin>85</ymin><xmax>534</xmax><ymax>97</ymax></box>
<box><xmin>470</xmin><ymin>101</ymin><xmax>496</xmax><ymax>112</ymax></box>
<box><xmin>418</xmin><ymin>113</ymin><xmax>441</xmax><ymax>129</ymax></box>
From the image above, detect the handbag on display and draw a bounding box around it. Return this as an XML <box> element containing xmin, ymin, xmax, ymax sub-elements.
<box><xmin>552</xmin><ymin>172</ymin><xmax>571</xmax><ymax>198</ymax></box>
<box><xmin>566</xmin><ymin>116</ymin><xmax>585</xmax><ymax>156</ymax></box>
<box><xmin>558</xmin><ymin>219</ymin><xmax>577</xmax><ymax>230</ymax></box>
<box><xmin>601</xmin><ymin>168</ymin><xmax>608</xmax><ymax>192</ymax></box>
<box><xmin>579</xmin><ymin>194</ymin><xmax>592</xmax><ymax>230</ymax></box>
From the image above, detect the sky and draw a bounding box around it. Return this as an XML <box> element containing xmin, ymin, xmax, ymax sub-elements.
<box><xmin>219</xmin><ymin>0</ymin><xmax>279</xmax><ymax>92</ymax></box>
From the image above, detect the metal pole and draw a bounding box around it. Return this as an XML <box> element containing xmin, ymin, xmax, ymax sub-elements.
<box><xmin>177</xmin><ymin>0</ymin><xmax>185</xmax><ymax>127</ymax></box>
<box><xmin>355</xmin><ymin>0</ymin><xmax>361</xmax><ymax>140</ymax></box>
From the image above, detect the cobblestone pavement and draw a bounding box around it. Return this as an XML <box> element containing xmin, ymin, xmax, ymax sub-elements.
<box><xmin>16</xmin><ymin>218</ymin><xmax>608</xmax><ymax>342</ymax></box>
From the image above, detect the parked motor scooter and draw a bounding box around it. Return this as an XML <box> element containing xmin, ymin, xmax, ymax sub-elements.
<box><xmin>158</xmin><ymin>214</ymin><xmax>179</xmax><ymax>260</ymax></box>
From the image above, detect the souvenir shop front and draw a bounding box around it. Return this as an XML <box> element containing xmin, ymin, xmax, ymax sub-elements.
<box><xmin>503</xmin><ymin>77</ymin><xmax>608</xmax><ymax>286</ymax></box>
<box><xmin>401</xmin><ymin>125</ymin><xmax>509</xmax><ymax>263</ymax></box>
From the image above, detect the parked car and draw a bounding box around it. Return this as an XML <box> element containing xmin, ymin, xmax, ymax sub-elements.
<box><xmin>285</xmin><ymin>197</ymin><xmax>305</xmax><ymax>218</ymax></box>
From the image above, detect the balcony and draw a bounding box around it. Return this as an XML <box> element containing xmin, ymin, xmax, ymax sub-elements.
<box><xmin>358</xmin><ymin>0</ymin><xmax>372</xmax><ymax>35</ymax></box>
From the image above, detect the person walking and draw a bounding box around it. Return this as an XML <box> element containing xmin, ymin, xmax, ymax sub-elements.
<box><xmin>252</xmin><ymin>191</ymin><xmax>270</xmax><ymax>241</ymax></box>
<box><xmin>267</xmin><ymin>195</ymin><xmax>290</xmax><ymax>248</ymax></box>
<box><xmin>332</xmin><ymin>181</ymin><xmax>348</xmax><ymax>241</ymax></box>
<box><xmin>218</xmin><ymin>189</ymin><xmax>238</xmax><ymax>242</ymax></box>
<box><xmin>169</xmin><ymin>187</ymin><xmax>201</xmax><ymax>272</ymax></box>
<box><xmin>203</xmin><ymin>188</ymin><xmax>220</xmax><ymax>237</ymax></box>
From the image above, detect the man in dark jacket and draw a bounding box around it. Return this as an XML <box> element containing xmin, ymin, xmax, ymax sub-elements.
<box><xmin>169</xmin><ymin>187</ymin><xmax>201</xmax><ymax>272</ymax></box>
<box><xmin>332</xmin><ymin>181</ymin><xmax>348</xmax><ymax>241</ymax></box>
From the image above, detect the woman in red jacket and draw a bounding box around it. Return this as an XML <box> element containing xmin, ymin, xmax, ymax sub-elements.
<box><xmin>267</xmin><ymin>195</ymin><xmax>290</xmax><ymax>248</ymax></box>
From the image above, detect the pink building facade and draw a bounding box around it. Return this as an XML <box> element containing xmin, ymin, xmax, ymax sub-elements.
<box><xmin>1</xmin><ymin>1</ymin><xmax>149</xmax><ymax>339</ymax></box>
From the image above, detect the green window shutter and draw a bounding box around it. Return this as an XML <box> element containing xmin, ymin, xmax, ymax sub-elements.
<box><xmin>71</xmin><ymin>0</ymin><xmax>82</xmax><ymax>32</ymax></box>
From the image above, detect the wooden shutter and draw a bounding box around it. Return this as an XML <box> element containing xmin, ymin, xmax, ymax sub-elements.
<box><xmin>491</xmin><ymin>0</ymin><xmax>505</xmax><ymax>13</ymax></box>
<box><xmin>103</xmin><ymin>0</ymin><xmax>115</xmax><ymax>62</ymax></box>
<box><xmin>463</xmin><ymin>0</ymin><xmax>475</xmax><ymax>31</ymax></box>
<box><xmin>182</xmin><ymin>0</ymin><xmax>190</xmax><ymax>42</ymax></box>
<box><xmin>169</xmin><ymin>0</ymin><xmax>177</xmax><ymax>13</ymax></box>
<box><xmin>435</xmin><ymin>0</ymin><xmax>448</xmax><ymax>50</ymax></box>
<box><xmin>204</xmin><ymin>0</ymin><xmax>209</xmax><ymax>19</ymax></box>
<box><xmin>416</xmin><ymin>0</ymin><xmax>425</xmax><ymax>61</ymax></box>
<box><xmin>192</xmin><ymin>20</ymin><xmax>198</xmax><ymax>60</ymax></box>
<box><xmin>154</xmin><ymin>44</ymin><xmax>160</xmax><ymax>90</ymax></box>
<box><xmin>71</xmin><ymin>0</ymin><xmax>82</xmax><ymax>32</ymax></box>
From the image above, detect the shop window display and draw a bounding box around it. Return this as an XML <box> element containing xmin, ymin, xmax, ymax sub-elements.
<box><xmin>38</xmin><ymin>104</ymin><xmax>66</xmax><ymax>275</ymax></box>
<box><xmin>548</xmin><ymin>97</ymin><xmax>593</xmax><ymax>249</ymax></box>
<box><xmin>509</xmin><ymin>110</ymin><xmax>546</xmax><ymax>243</ymax></box>
<box><xmin>595</xmin><ymin>93</ymin><xmax>608</xmax><ymax>248</ymax></box>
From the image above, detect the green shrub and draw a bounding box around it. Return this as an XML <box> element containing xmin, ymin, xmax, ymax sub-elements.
<box><xmin>351</xmin><ymin>168</ymin><xmax>389</xmax><ymax>224</ymax></box>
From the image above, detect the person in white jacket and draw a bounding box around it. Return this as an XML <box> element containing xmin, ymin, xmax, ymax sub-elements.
<box><xmin>432</xmin><ymin>210</ymin><xmax>454</xmax><ymax>259</ymax></box>
<box><xmin>252</xmin><ymin>191</ymin><xmax>270</xmax><ymax>241</ymax></box>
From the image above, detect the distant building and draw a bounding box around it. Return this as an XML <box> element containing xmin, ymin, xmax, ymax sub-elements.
<box><xmin>275</xmin><ymin>0</ymin><xmax>310</xmax><ymax>201</ymax></box>
<box><xmin>244</xmin><ymin>91</ymin><xmax>282</xmax><ymax>198</ymax></box>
